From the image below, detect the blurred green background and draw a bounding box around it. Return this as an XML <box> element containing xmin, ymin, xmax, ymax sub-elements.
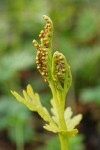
<box><xmin>0</xmin><ymin>0</ymin><xmax>100</xmax><ymax>150</ymax></box>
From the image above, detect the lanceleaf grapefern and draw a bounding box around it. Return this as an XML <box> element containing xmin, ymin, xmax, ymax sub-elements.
<box><xmin>11</xmin><ymin>15</ymin><xmax>82</xmax><ymax>150</ymax></box>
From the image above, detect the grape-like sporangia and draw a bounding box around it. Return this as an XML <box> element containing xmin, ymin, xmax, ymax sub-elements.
<box><xmin>32</xmin><ymin>15</ymin><xmax>53</xmax><ymax>82</ymax></box>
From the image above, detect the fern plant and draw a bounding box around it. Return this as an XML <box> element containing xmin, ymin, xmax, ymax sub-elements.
<box><xmin>11</xmin><ymin>15</ymin><xmax>82</xmax><ymax>150</ymax></box>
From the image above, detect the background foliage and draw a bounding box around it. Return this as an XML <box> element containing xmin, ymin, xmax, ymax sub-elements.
<box><xmin>0</xmin><ymin>0</ymin><xmax>100</xmax><ymax>150</ymax></box>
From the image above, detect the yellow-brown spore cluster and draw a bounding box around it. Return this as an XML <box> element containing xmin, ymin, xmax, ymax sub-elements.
<box><xmin>53</xmin><ymin>52</ymin><xmax>66</xmax><ymax>88</ymax></box>
<box><xmin>32</xmin><ymin>15</ymin><xmax>53</xmax><ymax>82</ymax></box>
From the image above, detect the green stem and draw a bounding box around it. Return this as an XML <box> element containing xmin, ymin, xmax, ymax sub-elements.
<box><xmin>49</xmin><ymin>82</ymin><xmax>69</xmax><ymax>150</ymax></box>
<box><xmin>59</xmin><ymin>133</ymin><xmax>68</xmax><ymax>150</ymax></box>
<box><xmin>57</xmin><ymin>93</ymin><xmax>69</xmax><ymax>150</ymax></box>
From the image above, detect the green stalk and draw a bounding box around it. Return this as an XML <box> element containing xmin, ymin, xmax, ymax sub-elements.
<box><xmin>56</xmin><ymin>95</ymin><xmax>69</xmax><ymax>150</ymax></box>
<box><xmin>59</xmin><ymin>133</ymin><xmax>68</xmax><ymax>150</ymax></box>
<box><xmin>57</xmin><ymin>93</ymin><xmax>69</xmax><ymax>150</ymax></box>
<box><xmin>49</xmin><ymin>82</ymin><xmax>69</xmax><ymax>150</ymax></box>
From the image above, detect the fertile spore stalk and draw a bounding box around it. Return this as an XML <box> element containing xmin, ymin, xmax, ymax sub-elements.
<box><xmin>11</xmin><ymin>15</ymin><xmax>82</xmax><ymax>150</ymax></box>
